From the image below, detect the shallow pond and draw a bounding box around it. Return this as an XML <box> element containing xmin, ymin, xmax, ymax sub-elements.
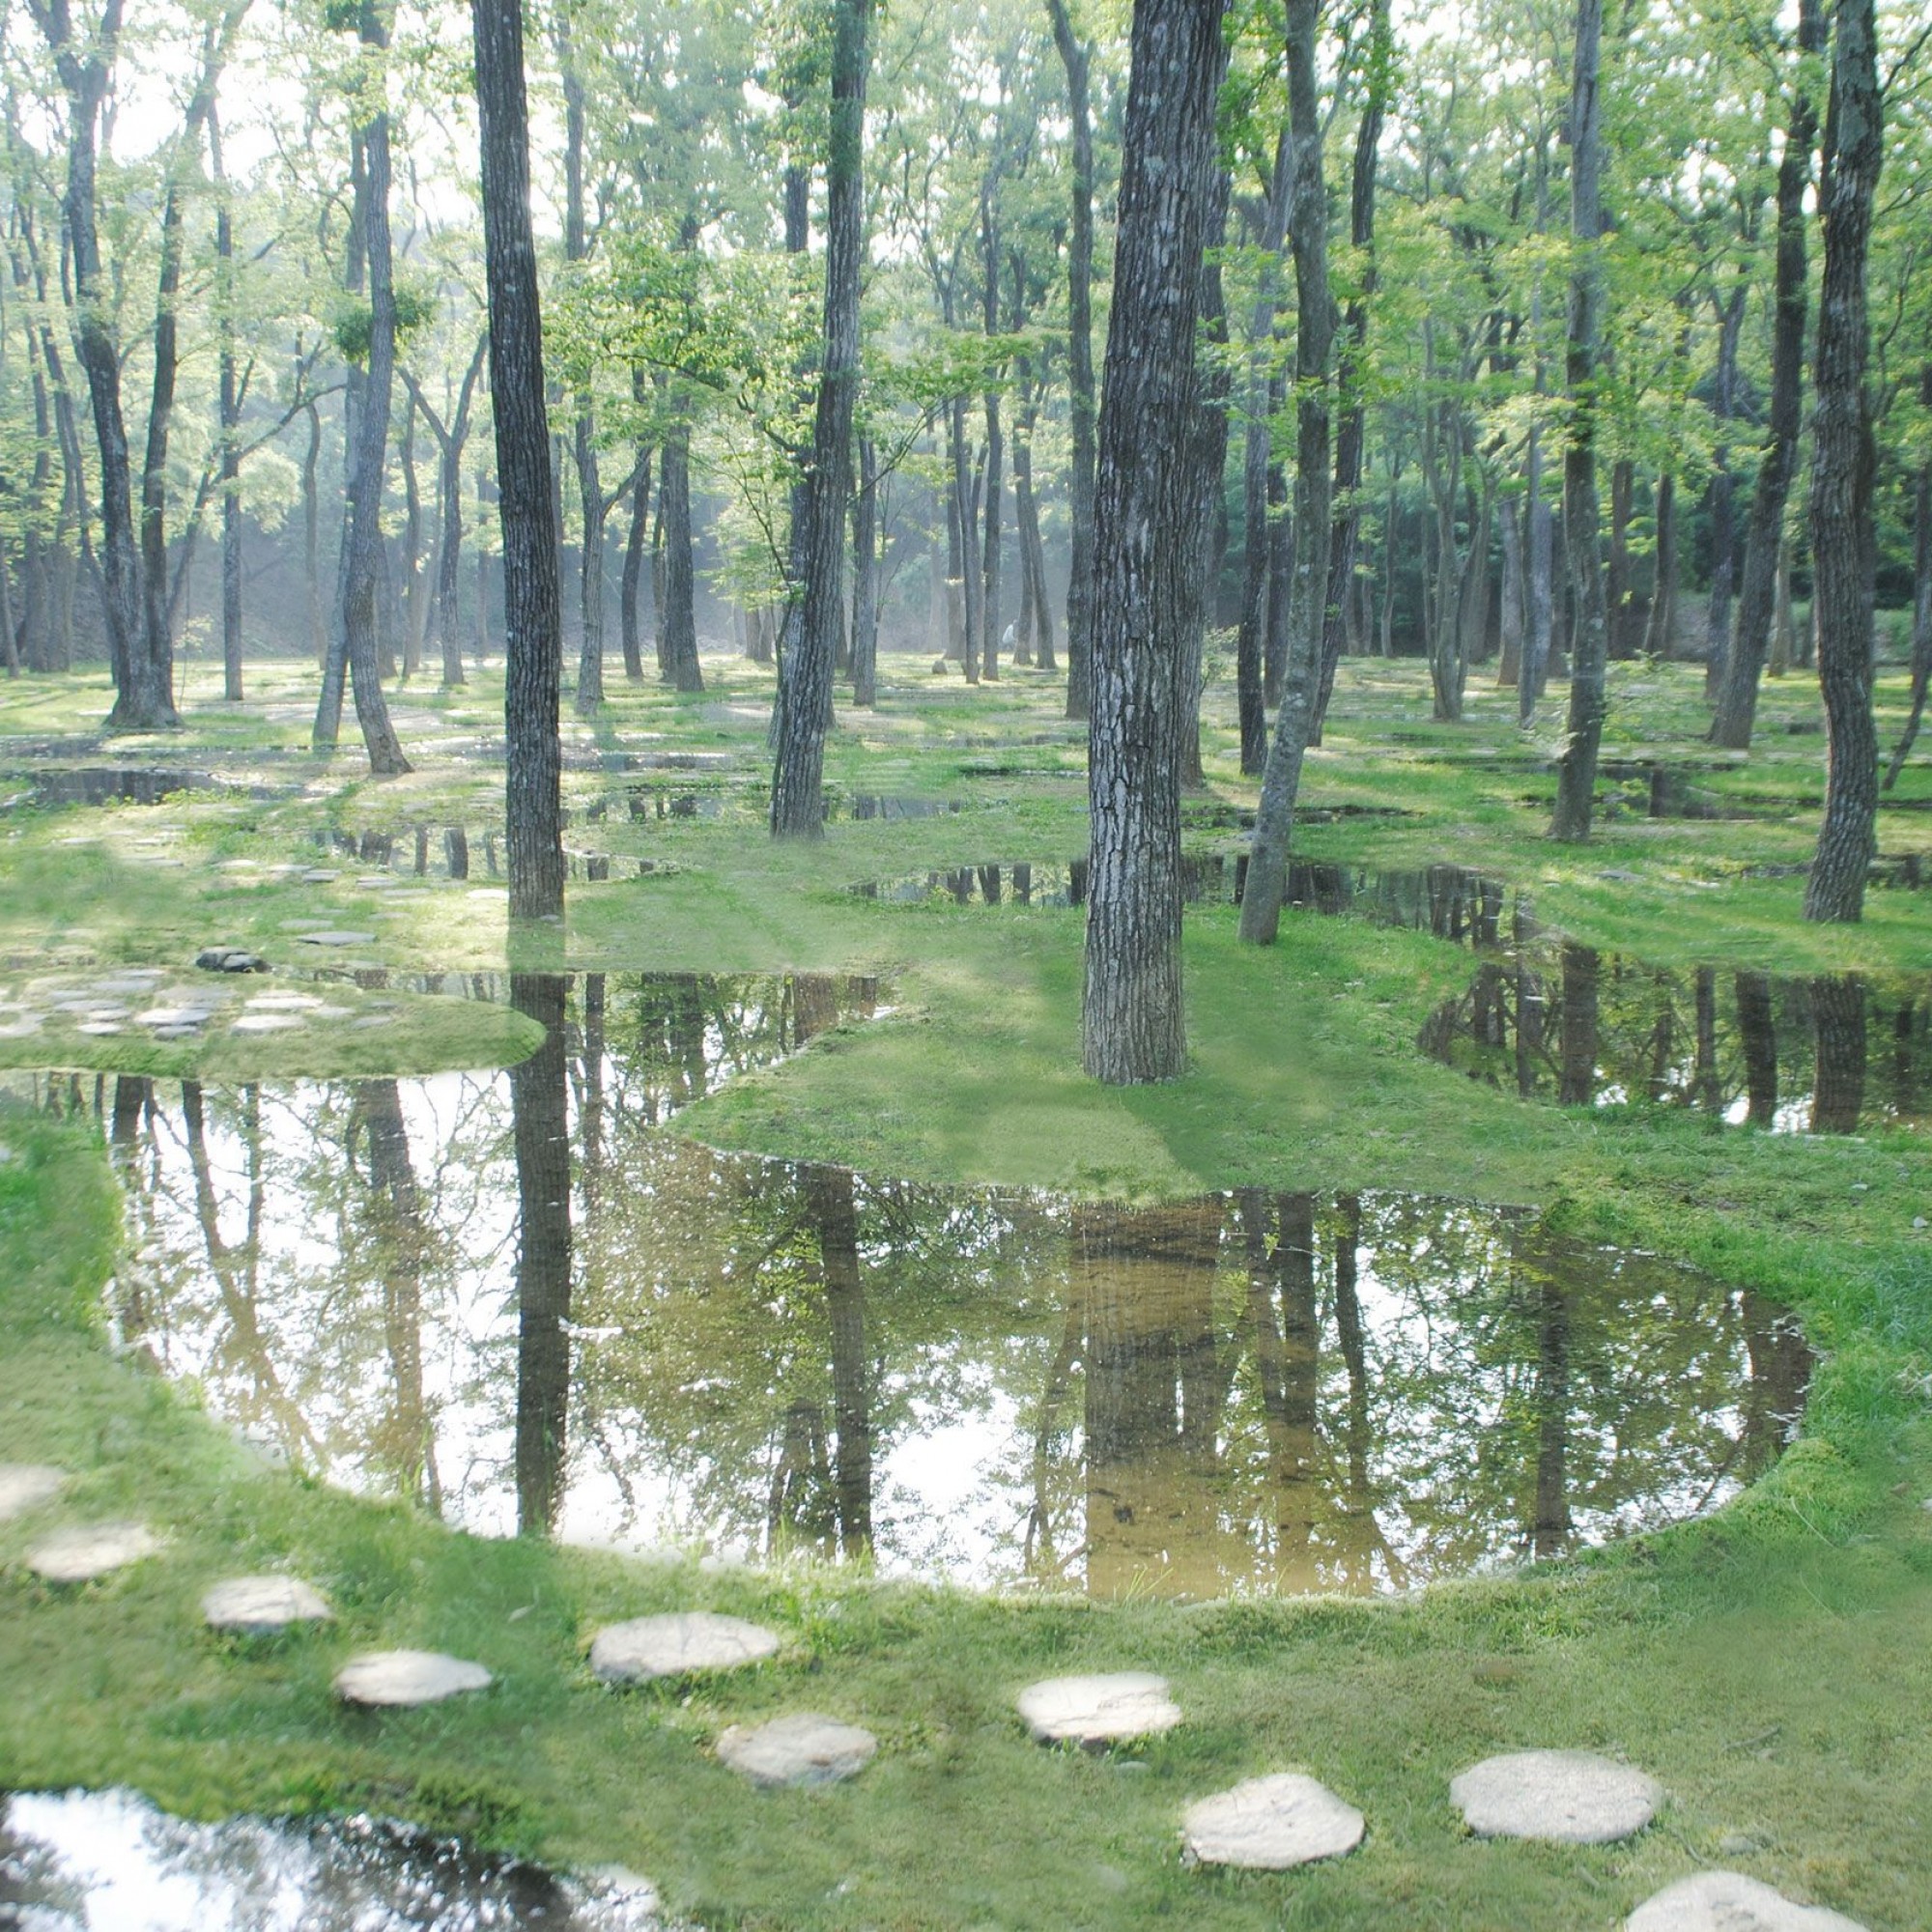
<box><xmin>0</xmin><ymin>1788</ymin><xmax>664</xmax><ymax>1930</ymax></box>
<box><xmin>24</xmin><ymin>973</ymin><xmax>1809</xmax><ymax>1602</ymax></box>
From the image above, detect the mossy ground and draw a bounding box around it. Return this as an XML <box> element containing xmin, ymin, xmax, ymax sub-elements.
<box><xmin>1</xmin><ymin>649</ymin><xmax>1929</xmax><ymax>1928</ymax></box>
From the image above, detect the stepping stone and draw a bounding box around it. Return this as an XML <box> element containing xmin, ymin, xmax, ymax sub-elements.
<box><xmin>203</xmin><ymin>1576</ymin><xmax>333</xmax><ymax>1635</ymax></box>
<box><xmin>589</xmin><ymin>1610</ymin><xmax>781</xmax><ymax>1684</ymax></box>
<box><xmin>299</xmin><ymin>869</ymin><xmax>339</xmax><ymax>884</ymax></box>
<box><xmin>1451</xmin><ymin>1749</ymin><xmax>1662</xmax><ymax>1845</ymax></box>
<box><xmin>333</xmin><ymin>1649</ymin><xmax>492</xmax><ymax>1707</ymax></box>
<box><xmin>1181</xmin><ymin>1773</ymin><xmax>1366</xmax><ymax>1870</ymax></box>
<box><xmin>26</xmin><ymin>1521</ymin><xmax>163</xmax><ymax>1583</ymax></box>
<box><xmin>716</xmin><ymin>1714</ymin><xmax>877</xmax><ymax>1789</ymax></box>
<box><xmin>295</xmin><ymin>931</ymin><xmax>376</xmax><ymax>948</ymax></box>
<box><xmin>194</xmin><ymin>948</ymin><xmax>269</xmax><ymax>974</ymax></box>
<box><xmin>76</xmin><ymin>1022</ymin><xmax>124</xmax><ymax>1037</ymax></box>
<box><xmin>231</xmin><ymin>1013</ymin><xmax>302</xmax><ymax>1034</ymax></box>
<box><xmin>1016</xmin><ymin>1671</ymin><xmax>1182</xmax><ymax>1747</ymax></box>
<box><xmin>134</xmin><ymin>1007</ymin><xmax>214</xmax><ymax>1029</ymax></box>
<box><xmin>1627</xmin><ymin>1873</ymin><xmax>1867</xmax><ymax>1931</ymax></box>
<box><xmin>246</xmin><ymin>993</ymin><xmax>325</xmax><ymax>1010</ymax></box>
<box><xmin>0</xmin><ymin>1463</ymin><xmax>66</xmax><ymax>1523</ymax></box>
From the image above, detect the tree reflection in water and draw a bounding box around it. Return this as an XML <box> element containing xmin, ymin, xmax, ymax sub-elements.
<box><xmin>63</xmin><ymin>973</ymin><xmax>1813</xmax><ymax>1601</ymax></box>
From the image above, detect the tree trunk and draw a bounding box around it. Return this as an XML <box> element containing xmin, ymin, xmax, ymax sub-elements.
<box><xmin>209</xmin><ymin>96</ymin><xmax>244</xmax><ymax>701</ymax></box>
<box><xmin>1239</xmin><ymin>0</ymin><xmax>1337</xmax><ymax>945</ymax></box>
<box><xmin>1047</xmin><ymin>0</ymin><xmax>1096</xmax><ymax>721</ymax></box>
<box><xmin>1549</xmin><ymin>0</ymin><xmax>1609</xmax><ymax>843</ymax></box>
<box><xmin>400</xmin><ymin>408</ymin><xmax>424</xmax><ymax>676</ymax></box>
<box><xmin>980</xmin><ymin>185</ymin><xmax>1005</xmax><ymax>681</ymax></box>
<box><xmin>620</xmin><ymin>447</ymin><xmax>651</xmax><ymax>681</ymax></box>
<box><xmin>949</xmin><ymin>397</ymin><xmax>981</xmax><ymax>681</ymax></box>
<box><xmin>1497</xmin><ymin>492</ymin><xmax>1524</xmax><ymax>685</ymax></box>
<box><xmin>1605</xmin><ymin>457</ymin><xmax>1636</xmax><ymax>658</ymax></box>
<box><xmin>1523</xmin><ymin>418</ymin><xmax>1554</xmax><ymax>717</ymax></box>
<box><xmin>1703</xmin><ymin>270</ymin><xmax>1747</xmax><ymax>697</ymax></box>
<box><xmin>473</xmin><ymin>0</ymin><xmax>564</xmax><ymax>921</ymax></box>
<box><xmin>769</xmin><ymin>0</ymin><xmax>872</xmax><ymax>838</ymax></box>
<box><xmin>1641</xmin><ymin>470</ymin><xmax>1677</xmax><ymax>660</ymax></box>
<box><xmin>1804</xmin><ymin>0</ymin><xmax>1883</xmax><ymax>923</ymax></box>
<box><xmin>660</xmin><ymin>424</ymin><xmax>703</xmax><ymax>692</ymax></box>
<box><xmin>303</xmin><ymin>401</ymin><xmax>326</xmax><ymax>666</ymax></box>
<box><xmin>852</xmin><ymin>436</ymin><xmax>879</xmax><ymax>706</ymax></box>
<box><xmin>1180</xmin><ymin>177</ymin><xmax>1232</xmax><ymax>790</ymax></box>
<box><xmin>1883</xmin><ymin>382</ymin><xmax>1932</xmax><ymax>789</ymax></box>
<box><xmin>1081</xmin><ymin>0</ymin><xmax>1228</xmax><ymax>1081</ymax></box>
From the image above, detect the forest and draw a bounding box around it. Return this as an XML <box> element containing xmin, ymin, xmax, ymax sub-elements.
<box><xmin>0</xmin><ymin>0</ymin><xmax>1928</xmax><ymax>1927</ymax></box>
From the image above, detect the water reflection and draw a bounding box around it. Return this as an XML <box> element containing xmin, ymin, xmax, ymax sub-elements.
<box><xmin>57</xmin><ymin>974</ymin><xmax>1807</xmax><ymax>1602</ymax></box>
<box><xmin>0</xmin><ymin>1788</ymin><xmax>664</xmax><ymax>1930</ymax></box>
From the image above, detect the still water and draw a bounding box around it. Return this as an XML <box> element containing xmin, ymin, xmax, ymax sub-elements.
<box><xmin>25</xmin><ymin>973</ymin><xmax>1807</xmax><ymax>1602</ymax></box>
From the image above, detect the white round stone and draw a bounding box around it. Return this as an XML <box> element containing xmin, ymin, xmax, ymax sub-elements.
<box><xmin>1182</xmin><ymin>1773</ymin><xmax>1366</xmax><ymax>1870</ymax></box>
<box><xmin>0</xmin><ymin>1463</ymin><xmax>66</xmax><ymax>1523</ymax></box>
<box><xmin>202</xmin><ymin>1576</ymin><xmax>333</xmax><ymax>1634</ymax></box>
<box><xmin>716</xmin><ymin>1714</ymin><xmax>877</xmax><ymax>1788</ymax></box>
<box><xmin>1452</xmin><ymin>1749</ymin><xmax>1662</xmax><ymax>1844</ymax></box>
<box><xmin>1016</xmin><ymin>1671</ymin><xmax>1182</xmax><ymax>1746</ymax></box>
<box><xmin>588</xmin><ymin>1610</ymin><xmax>781</xmax><ymax>1684</ymax></box>
<box><xmin>333</xmin><ymin>1648</ymin><xmax>492</xmax><ymax>1707</ymax></box>
<box><xmin>26</xmin><ymin>1521</ymin><xmax>163</xmax><ymax>1583</ymax></box>
<box><xmin>1627</xmin><ymin>1872</ymin><xmax>1867</xmax><ymax>1931</ymax></box>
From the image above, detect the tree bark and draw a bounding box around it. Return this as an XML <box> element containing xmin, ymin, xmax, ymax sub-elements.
<box><xmin>619</xmin><ymin>446</ymin><xmax>651</xmax><ymax>681</ymax></box>
<box><xmin>1703</xmin><ymin>270</ymin><xmax>1747</xmax><ymax>696</ymax></box>
<box><xmin>660</xmin><ymin>423</ymin><xmax>703</xmax><ymax>692</ymax></box>
<box><xmin>1239</xmin><ymin>0</ymin><xmax>1336</xmax><ymax>944</ymax></box>
<box><xmin>1046</xmin><ymin>0</ymin><xmax>1097</xmax><ymax>721</ymax></box>
<box><xmin>1180</xmin><ymin>176</ymin><xmax>1232</xmax><ymax>789</ymax></box>
<box><xmin>1882</xmin><ymin>377</ymin><xmax>1931</xmax><ymax>789</ymax></box>
<box><xmin>851</xmin><ymin>436</ymin><xmax>879</xmax><ymax>706</ymax></box>
<box><xmin>1640</xmin><ymin>469</ymin><xmax>1677</xmax><ymax>660</ymax></box>
<box><xmin>769</xmin><ymin>0</ymin><xmax>872</xmax><ymax>838</ymax></box>
<box><xmin>211</xmin><ymin>95</ymin><xmax>243</xmax><ymax>701</ymax></box>
<box><xmin>1081</xmin><ymin>0</ymin><xmax>1229</xmax><ymax>1080</ymax></box>
<box><xmin>1804</xmin><ymin>0</ymin><xmax>1882</xmax><ymax>923</ymax></box>
<box><xmin>473</xmin><ymin>0</ymin><xmax>565</xmax><ymax>921</ymax></box>
<box><xmin>1713</xmin><ymin>0</ymin><xmax>1826</xmax><ymax>749</ymax></box>
<box><xmin>1549</xmin><ymin>0</ymin><xmax>1609</xmax><ymax>843</ymax></box>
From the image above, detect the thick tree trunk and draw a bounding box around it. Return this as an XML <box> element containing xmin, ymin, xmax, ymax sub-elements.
<box><xmin>1081</xmin><ymin>0</ymin><xmax>1228</xmax><ymax>1082</ymax></box>
<box><xmin>1804</xmin><ymin>0</ymin><xmax>1882</xmax><ymax>923</ymax></box>
<box><xmin>1549</xmin><ymin>0</ymin><xmax>1609</xmax><ymax>843</ymax></box>
<box><xmin>1047</xmin><ymin>0</ymin><xmax>1096</xmax><ymax>721</ymax></box>
<box><xmin>660</xmin><ymin>425</ymin><xmax>703</xmax><ymax>693</ymax></box>
<box><xmin>1497</xmin><ymin>493</ymin><xmax>1524</xmax><ymax>685</ymax></box>
<box><xmin>769</xmin><ymin>0</ymin><xmax>872</xmax><ymax>838</ymax></box>
<box><xmin>1239</xmin><ymin>0</ymin><xmax>1336</xmax><ymax>945</ymax></box>
<box><xmin>473</xmin><ymin>0</ymin><xmax>564</xmax><ymax>921</ymax></box>
<box><xmin>1713</xmin><ymin>0</ymin><xmax>1826</xmax><ymax>749</ymax></box>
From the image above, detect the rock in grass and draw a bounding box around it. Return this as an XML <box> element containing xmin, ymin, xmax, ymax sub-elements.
<box><xmin>0</xmin><ymin>1463</ymin><xmax>66</xmax><ymax>1523</ymax></box>
<box><xmin>1626</xmin><ymin>1872</ymin><xmax>1867</xmax><ymax>1930</ymax></box>
<box><xmin>26</xmin><ymin>1521</ymin><xmax>163</xmax><ymax>1583</ymax></box>
<box><xmin>716</xmin><ymin>1714</ymin><xmax>877</xmax><ymax>1789</ymax></box>
<box><xmin>333</xmin><ymin>1649</ymin><xmax>491</xmax><ymax>1707</ymax></box>
<box><xmin>295</xmin><ymin>931</ymin><xmax>376</xmax><ymax>948</ymax></box>
<box><xmin>202</xmin><ymin>1576</ymin><xmax>332</xmax><ymax>1635</ymax></box>
<box><xmin>195</xmin><ymin>949</ymin><xmax>269</xmax><ymax>974</ymax></box>
<box><xmin>1016</xmin><ymin>1671</ymin><xmax>1181</xmax><ymax>1747</ymax></box>
<box><xmin>1451</xmin><ymin>1749</ymin><xmax>1661</xmax><ymax>1845</ymax></box>
<box><xmin>588</xmin><ymin>1610</ymin><xmax>781</xmax><ymax>1685</ymax></box>
<box><xmin>1181</xmin><ymin>1773</ymin><xmax>1366</xmax><ymax>1870</ymax></box>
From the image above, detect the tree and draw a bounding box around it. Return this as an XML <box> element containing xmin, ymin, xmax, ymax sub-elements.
<box><xmin>1080</xmin><ymin>0</ymin><xmax>1229</xmax><ymax>1083</ymax></box>
<box><xmin>473</xmin><ymin>0</ymin><xmax>564</xmax><ymax>922</ymax></box>
<box><xmin>1804</xmin><ymin>0</ymin><xmax>1883</xmax><ymax>923</ymax></box>
<box><xmin>1548</xmin><ymin>0</ymin><xmax>1609</xmax><ymax>843</ymax></box>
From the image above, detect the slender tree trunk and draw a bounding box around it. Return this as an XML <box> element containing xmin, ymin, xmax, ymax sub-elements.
<box><xmin>1523</xmin><ymin>417</ymin><xmax>1554</xmax><ymax>717</ymax></box>
<box><xmin>211</xmin><ymin>99</ymin><xmax>244</xmax><ymax>702</ymax></box>
<box><xmin>1047</xmin><ymin>0</ymin><xmax>1096</xmax><ymax>721</ymax></box>
<box><xmin>1498</xmin><ymin>492</ymin><xmax>1525</xmax><ymax>685</ymax></box>
<box><xmin>1180</xmin><ymin>178</ymin><xmax>1232</xmax><ymax>789</ymax></box>
<box><xmin>950</xmin><ymin>397</ymin><xmax>981</xmax><ymax>681</ymax></box>
<box><xmin>660</xmin><ymin>424</ymin><xmax>703</xmax><ymax>692</ymax></box>
<box><xmin>400</xmin><ymin>408</ymin><xmax>424</xmax><ymax>676</ymax></box>
<box><xmin>852</xmin><ymin>436</ymin><xmax>879</xmax><ymax>706</ymax></box>
<box><xmin>303</xmin><ymin>400</ymin><xmax>326</xmax><ymax>666</ymax></box>
<box><xmin>980</xmin><ymin>185</ymin><xmax>1005</xmax><ymax>681</ymax></box>
<box><xmin>769</xmin><ymin>0</ymin><xmax>872</xmax><ymax>838</ymax></box>
<box><xmin>1605</xmin><ymin>457</ymin><xmax>1636</xmax><ymax>658</ymax></box>
<box><xmin>1703</xmin><ymin>270</ymin><xmax>1747</xmax><ymax>697</ymax></box>
<box><xmin>473</xmin><ymin>0</ymin><xmax>564</xmax><ymax>921</ymax></box>
<box><xmin>1549</xmin><ymin>0</ymin><xmax>1609</xmax><ymax>843</ymax></box>
<box><xmin>1714</xmin><ymin>0</ymin><xmax>1826</xmax><ymax>749</ymax></box>
<box><xmin>1082</xmin><ymin>0</ymin><xmax>1229</xmax><ymax>1080</ymax></box>
<box><xmin>620</xmin><ymin>447</ymin><xmax>651</xmax><ymax>681</ymax></box>
<box><xmin>1804</xmin><ymin>0</ymin><xmax>1883</xmax><ymax>923</ymax></box>
<box><xmin>1641</xmin><ymin>470</ymin><xmax>1677</xmax><ymax>660</ymax></box>
<box><xmin>1239</xmin><ymin>0</ymin><xmax>1336</xmax><ymax>945</ymax></box>
<box><xmin>1883</xmin><ymin>383</ymin><xmax>1932</xmax><ymax>789</ymax></box>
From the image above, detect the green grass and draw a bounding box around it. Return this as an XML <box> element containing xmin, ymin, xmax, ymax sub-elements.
<box><xmin>1</xmin><ymin>652</ymin><xmax>1930</xmax><ymax>1928</ymax></box>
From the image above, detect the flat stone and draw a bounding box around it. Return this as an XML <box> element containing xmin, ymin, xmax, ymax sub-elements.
<box><xmin>0</xmin><ymin>1463</ymin><xmax>66</xmax><ymax>1523</ymax></box>
<box><xmin>298</xmin><ymin>869</ymin><xmax>339</xmax><ymax>884</ymax></box>
<box><xmin>246</xmin><ymin>993</ymin><xmax>325</xmax><ymax>1010</ymax></box>
<box><xmin>1181</xmin><ymin>1773</ymin><xmax>1366</xmax><ymax>1870</ymax></box>
<box><xmin>76</xmin><ymin>1021</ymin><xmax>124</xmax><ymax>1037</ymax></box>
<box><xmin>230</xmin><ymin>1013</ymin><xmax>302</xmax><ymax>1034</ymax></box>
<box><xmin>1627</xmin><ymin>1872</ymin><xmax>1868</xmax><ymax>1931</ymax></box>
<box><xmin>1451</xmin><ymin>1749</ymin><xmax>1662</xmax><ymax>1845</ymax></box>
<box><xmin>26</xmin><ymin>1521</ymin><xmax>163</xmax><ymax>1583</ymax></box>
<box><xmin>333</xmin><ymin>1648</ymin><xmax>492</xmax><ymax>1707</ymax></box>
<box><xmin>295</xmin><ymin>931</ymin><xmax>376</xmax><ymax>948</ymax></box>
<box><xmin>1016</xmin><ymin>1671</ymin><xmax>1182</xmax><ymax>1746</ymax></box>
<box><xmin>202</xmin><ymin>1575</ymin><xmax>333</xmax><ymax>1634</ymax></box>
<box><xmin>133</xmin><ymin>1007</ymin><xmax>214</xmax><ymax>1029</ymax></box>
<box><xmin>716</xmin><ymin>1714</ymin><xmax>877</xmax><ymax>1788</ymax></box>
<box><xmin>194</xmin><ymin>948</ymin><xmax>269</xmax><ymax>974</ymax></box>
<box><xmin>589</xmin><ymin>1610</ymin><xmax>781</xmax><ymax>1684</ymax></box>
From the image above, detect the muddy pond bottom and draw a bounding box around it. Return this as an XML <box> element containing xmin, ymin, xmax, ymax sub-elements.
<box><xmin>26</xmin><ymin>972</ymin><xmax>1810</xmax><ymax>1603</ymax></box>
<box><xmin>0</xmin><ymin>1789</ymin><xmax>665</xmax><ymax>1930</ymax></box>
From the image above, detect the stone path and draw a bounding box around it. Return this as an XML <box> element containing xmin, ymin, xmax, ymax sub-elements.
<box><xmin>1451</xmin><ymin>1749</ymin><xmax>1662</xmax><ymax>1844</ymax></box>
<box><xmin>0</xmin><ymin>1463</ymin><xmax>65</xmax><ymax>1523</ymax></box>
<box><xmin>1016</xmin><ymin>1671</ymin><xmax>1181</xmax><ymax>1746</ymax></box>
<box><xmin>590</xmin><ymin>1610</ymin><xmax>781</xmax><ymax>1685</ymax></box>
<box><xmin>716</xmin><ymin>1714</ymin><xmax>877</xmax><ymax>1789</ymax></box>
<box><xmin>1181</xmin><ymin>1773</ymin><xmax>1365</xmax><ymax>1870</ymax></box>
<box><xmin>26</xmin><ymin>1521</ymin><xmax>163</xmax><ymax>1583</ymax></box>
<box><xmin>333</xmin><ymin>1649</ymin><xmax>492</xmax><ymax>1707</ymax></box>
<box><xmin>202</xmin><ymin>1576</ymin><xmax>332</xmax><ymax>1635</ymax></box>
<box><xmin>1626</xmin><ymin>1872</ymin><xmax>1868</xmax><ymax>1930</ymax></box>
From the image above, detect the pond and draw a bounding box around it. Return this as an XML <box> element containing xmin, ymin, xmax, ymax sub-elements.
<box><xmin>0</xmin><ymin>1788</ymin><xmax>666</xmax><ymax>1930</ymax></box>
<box><xmin>25</xmin><ymin>973</ymin><xmax>1809</xmax><ymax>1603</ymax></box>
